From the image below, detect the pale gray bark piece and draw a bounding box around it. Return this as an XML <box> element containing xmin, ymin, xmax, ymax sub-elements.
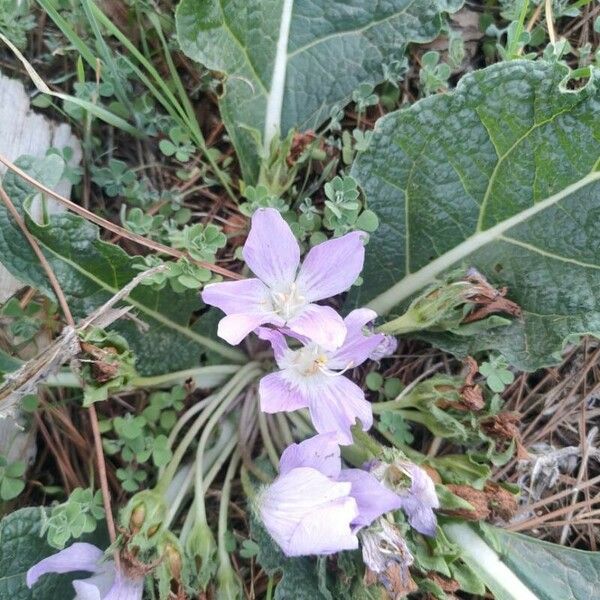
<box><xmin>0</xmin><ymin>69</ymin><xmax>82</xmax><ymax>301</ymax></box>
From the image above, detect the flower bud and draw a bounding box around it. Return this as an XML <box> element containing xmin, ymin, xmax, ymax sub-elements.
<box><xmin>121</xmin><ymin>490</ymin><xmax>167</xmax><ymax>548</ymax></box>
<box><xmin>216</xmin><ymin>563</ymin><xmax>243</xmax><ymax>600</ymax></box>
<box><xmin>185</xmin><ymin>522</ymin><xmax>217</xmax><ymax>589</ymax></box>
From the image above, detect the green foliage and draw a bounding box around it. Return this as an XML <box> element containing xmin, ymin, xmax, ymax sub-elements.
<box><xmin>0</xmin><ymin>507</ymin><xmax>80</xmax><ymax>599</ymax></box>
<box><xmin>0</xmin><ymin>155</ymin><xmax>243</xmax><ymax>375</ymax></box>
<box><xmin>352</xmin><ymin>61</ymin><xmax>600</xmax><ymax>370</ymax></box>
<box><xmin>91</xmin><ymin>158</ymin><xmax>136</xmax><ymax>197</ymax></box>
<box><xmin>176</xmin><ymin>0</ymin><xmax>462</xmax><ymax>181</ymax></box>
<box><xmin>168</xmin><ymin>223</ymin><xmax>227</xmax><ymax>262</ymax></box>
<box><xmin>420</xmin><ymin>50</ymin><xmax>452</xmax><ymax>96</ymax></box>
<box><xmin>477</xmin><ymin>523</ymin><xmax>600</xmax><ymax>599</ymax></box>
<box><xmin>322</xmin><ymin>176</ymin><xmax>379</xmax><ymax>237</ymax></box>
<box><xmin>42</xmin><ymin>488</ymin><xmax>105</xmax><ymax>549</ymax></box>
<box><xmin>479</xmin><ymin>355</ymin><xmax>515</xmax><ymax>393</ymax></box>
<box><xmin>0</xmin><ymin>0</ymin><xmax>35</xmax><ymax>50</ymax></box>
<box><xmin>79</xmin><ymin>327</ymin><xmax>137</xmax><ymax>406</ymax></box>
<box><xmin>159</xmin><ymin>126</ymin><xmax>195</xmax><ymax>162</ymax></box>
<box><xmin>0</xmin><ymin>455</ymin><xmax>26</xmax><ymax>501</ymax></box>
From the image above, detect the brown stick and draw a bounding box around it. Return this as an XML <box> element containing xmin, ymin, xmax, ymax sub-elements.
<box><xmin>0</xmin><ymin>154</ymin><xmax>243</xmax><ymax>280</ymax></box>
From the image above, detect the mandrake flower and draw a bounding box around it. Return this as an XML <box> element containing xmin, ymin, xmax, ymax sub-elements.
<box><xmin>259</xmin><ymin>434</ymin><xmax>403</xmax><ymax>557</ymax></box>
<box><xmin>371</xmin><ymin>461</ymin><xmax>440</xmax><ymax>537</ymax></box>
<box><xmin>258</xmin><ymin>309</ymin><xmax>389</xmax><ymax>444</ymax></box>
<box><xmin>202</xmin><ymin>208</ymin><xmax>366</xmax><ymax>350</ymax></box>
<box><xmin>27</xmin><ymin>542</ymin><xmax>144</xmax><ymax>599</ymax></box>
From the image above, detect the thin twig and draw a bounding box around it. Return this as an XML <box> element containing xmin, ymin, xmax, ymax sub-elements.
<box><xmin>0</xmin><ymin>154</ymin><xmax>243</xmax><ymax>280</ymax></box>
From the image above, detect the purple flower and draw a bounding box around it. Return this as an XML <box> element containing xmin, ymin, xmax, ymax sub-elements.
<box><xmin>258</xmin><ymin>309</ymin><xmax>386</xmax><ymax>444</ymax></box>
<box><xmin>259</xmin><ymin>434</ymin><xmax>403</xmax><ymax>556</ymax></box>
<box><xmin>397</xmin><ymin>464</ymin><xmax>440</xmax><ymax>537</ymax></box>
<box><xmin>368</xmin><ymin>333</ymin><xmax>398</xmax><ymax>361</ymax></box>
<box><xmin>26</xmin><ymin>543</ymin><xmax>143</xmax><ymax>600</ymax></box>
<box><xmin>371</xmin><ymin>461</ymin><xmax>440</xmax><ymax>537</ymax></box>
<box><xmin>202</xmin><ymin>208</ymin><xmax>365</xmax><ymax>350</ymax></box>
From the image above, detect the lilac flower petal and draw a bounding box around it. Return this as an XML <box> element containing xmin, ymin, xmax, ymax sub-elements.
<box><xmin>340</xmin><ymin>469</ymin><xmax>403</xmax><ymax>529</ymax></box>
<box><xmin>256</xmin><ymin>327</ymin><xmax>289</xmax><ymax>366</ymax></box>
<box><xmin>308</xmin><ymin>376</ymin><xmax>373</xmax><ymax>445</ymax></box>
<box><xmin>399</xmin><ymin>465</ymin><xmax>439</xmax><ymax>537</ymax></box>
<box><xmin>279</xmin><ymin>433</ymin><xmax>341</xmax><ymax>478</ymax></box>
<box><xmin>243</xmin><ymin>208</ymin><xmax>300</xmax><ymax>289</ymax></box>
<box><xmin>217</xmin><ymin>312</ymin><xmax>281</xmax><ymax>345</ymax></box>
<box><xmin>260</xmin><ymin>467</ymin><xmax>358</xmax><ymax>557</ymax></box>
<box><xmin>287</xmin><ymin>303</ymin><xmax>346</xmax><ymax>351</ymax></box>
<box><xmin>259</xmin><ymin>371</ymin><xmax>309</xmax><ymax>413</ymax></box>
<box><xmin>296</xmin><ymin>231</ymin><xmax>365</xmax><ymax>301</ymax></box>
<box><xmin>72</xmin><ymin>566</ymin><xmax>115</xmax><ymax>600</ymax></box>
<box><xmin>288</xmin><ymin>497</ymin><xmax>360</xmax><ymax>556</ymax></box>
<box><xmin>26</xmin><ymin>543</ymin><xmax>103</xmax><ymax>587</ymax></box>
<box><xmin>202</xmin><ymin>278</ymin><xmax>271</xmax><ymax>315</ymax></box>
<box><xmin>328</xmin><ymin>309</ymin><xmax>383</xmax><ymax>370</ymax></box>
<box><xmin>104</xmin><ymin>575</ymin><xmax>144</xmax><ymax>600</ymax></box>
<box><xmin>405</xmin><ymin>464</ymin><xmax>440</xmax><ymax>510</ymax></box>
<box><xmin>343</xmin><ymin>308</ymin><xmax>378</xmax><ymax>332</ymax></box>
<box><xmin>369</xmin><ymin>334</ymin><xmax>398</xmax><ymax>361</ymax></box>
<box><xmin>398</xmin><ymin>496</ymin><xmax>438</xmax><ymax>537</ymax></box>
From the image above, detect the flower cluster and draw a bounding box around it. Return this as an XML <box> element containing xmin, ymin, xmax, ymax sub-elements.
<box><xmin>203</xmin><ymin>208</ymin><xmax>439</xmax><ymax>558</ymax></box>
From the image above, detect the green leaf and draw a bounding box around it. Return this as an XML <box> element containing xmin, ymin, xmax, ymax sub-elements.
<box><xmin>480</xmin><ymin>524</ymin><xmax>600</xmax><ymax>600</ymax></box>
<box><xmin>351</xmin><ymin>61</ymin><xmax>600</xmax><ymax>370</ymax></box>
<box><xmin>0</xmin><ymin>507</ymin><xmax>77</xmax><ymax>599</ymax></box>
<box><xmin>176</xmin><ymin>0</ymin><xmax>461</xmax><ymax>181</ymax></box>
<box><xmin>445</xmin><ymin>522</ymin><xmax>600</xmax><ymax>600</ymax></box>
<box><xmin>0</xmin><ymin>157</ymin><xmax>244</xmax><ymax>375</ymax></box>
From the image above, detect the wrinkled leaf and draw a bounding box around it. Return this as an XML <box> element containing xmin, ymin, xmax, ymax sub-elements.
<box><xmin>480</xmin><ymin>524</ymin><xmax>600</xmax><ymax>600</ymax></box>
<box><xmin>0</xmin><ymin>156</ymin><xmax>244</xmax><ymax>375</ymax></box>
<box><xmin>352</xmin><ymin>61</ymin><xmax>600</xmax><ymax>370</ymax></box>
<box><xmin>446</xmin><ymin>522</ymin><xmax>600</xmax><ymax>600</ymax></box>
<box><xmin>0</xmin><ymin>507</ymin><xmax>76</xmax><ymax>600</ymax></box>
<box><xmin>176</xmin><ymin>0</ymin><xmax>462</xmax><ymax>181</ymax></box>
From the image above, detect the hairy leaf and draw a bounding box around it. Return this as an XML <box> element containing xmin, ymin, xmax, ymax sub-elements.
<box><xmin>176</xmin><ymin>0</ymin><xmax>461</xmax><ymax>181</ymax></box>
<box><xmin>0</xmin><ymin>507</ymin><xmax>75</xmax><ymax>600</ymax></box>
<box><xmin>352</xmin><ymin>61</ymin><xmax>600</xmax><ymax>370</ymax></box>
<box><xmin>447</xmin><ymin>522</ymin><xmax>600</xmax><ymax>600</ymax></box>
<box><xmin>0</xmin><ymin>156</ymin><xmax>244</xmax><ymax>375</ymax></box>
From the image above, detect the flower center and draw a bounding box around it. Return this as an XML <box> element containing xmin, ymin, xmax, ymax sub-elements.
<box><xmin>271</xmin><ymin>282</ymin><xmax>306</xmax><ymax>320</ymax></box>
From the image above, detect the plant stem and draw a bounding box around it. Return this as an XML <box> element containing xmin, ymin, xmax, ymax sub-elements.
<box><xmin>259</xmin><ymin>410</ymin><xmax>281</xmax><ymax>469</ymax></box>
<box><xmin>443</xmin><ymin>523</ymin><xmax>540</xmax><ymax>600</ymax></box>
<box><xmin>217</xmin><ymin>449</ymin><xmax>241</xmax><ymax>567</ymax></box>
<box><xmin>194</xmin><ymin>366</ymin><xmax>261</xmax><ymax>525</ymax></box>
<box><xmin>156</xmin><ymin>363</ymin><xmax>259</xmax><ymax>492</ymax></box>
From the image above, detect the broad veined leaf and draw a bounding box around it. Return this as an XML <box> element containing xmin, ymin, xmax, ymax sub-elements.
<box><xmin>0</xmin><ymin>507</ymin><xmax>76</xmax><ymax>600</ymax></box>
<box><xmin>445</xmin><ymin>522</ymin><xmax>600</xmax><ymax>600</ymax></box>
<box><xmin>0</xmin><ymin>157</ymin><xmax>245</xmax><ymax>375</ymax></box>
<box><xmin>176</xmin><ymin>0</ymin><xmax>462</xmax><ymax>181</ymax></box>
<box><xmin>351</xmin><ymin>61</ymin><xmax>600</xmax><ymax>370</ymax></box>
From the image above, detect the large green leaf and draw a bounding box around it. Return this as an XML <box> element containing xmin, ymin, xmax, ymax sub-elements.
<box><xmin>176</xmin><ymin>0</ymin><xmax>461</xmax><ymax>181</ymax></box>
<box><xmin>352</xmin><ymin>61</ymin><xmax>600</xmax><ymax>370</ymax></box>
<box><xmin>0</xmin><ymin>156</ymin><xmax>245</xmax><ymax>375</ymax></box>
<box><xmin>446</xmin><ymin>522</ymin><xmax>600</xmax><ymax>600</ymax></box>
<box><xmin>0</xmin><ymin>507</ymin><xmax>75</xmax><ymax>600</ymax></box>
